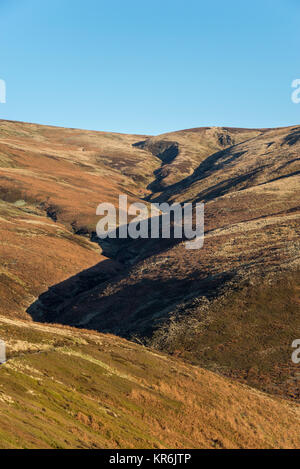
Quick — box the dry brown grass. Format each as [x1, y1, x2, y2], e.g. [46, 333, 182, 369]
[149, 271, 300, 401]
[0, 120, 300, 448]
[0, 316, 300, 449]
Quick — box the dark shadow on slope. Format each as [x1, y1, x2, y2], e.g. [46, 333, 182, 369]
[27, 265, 234, 339]
[27, 214, 189, 330]
[133, 140, 179, 164]
[282, 127, 300, 146]
[190, 167, 266, 204]
[133, 139, 180, 193]
[91, 211, 197, 262]
[27, 259, 123, 322]
[26, 204, 225, 339]
[148, 146, 252, 203]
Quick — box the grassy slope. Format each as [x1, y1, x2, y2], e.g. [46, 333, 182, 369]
[33, 125, 300, 340]
[0, 198, 114, 318]
[0, 120, 157, 317]
[0, 121, 299, 448]
[0, 316, 300, 449]
[144, 126, 262, 192]
[149, 271, 300, 401]
[0, 119, 159, 231]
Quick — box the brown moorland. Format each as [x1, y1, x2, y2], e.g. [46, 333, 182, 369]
[0, 120, 299, 448]
[0, 315, 299, 449]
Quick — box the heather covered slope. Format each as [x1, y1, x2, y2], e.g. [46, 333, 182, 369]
[0, 315, 300, 449]
[149, 271, 300, 402]
[0, 119, 155, 316]
[0, 119, 159, 231]
[137, 126, 262, 194]
[34, 125, 300, 340]
[21, 122, 300, 403]
[0, 120, 269, 318]
[157, 125, 300, 204]
[0, 120, 299, 407]
[0, 198, 121, 318]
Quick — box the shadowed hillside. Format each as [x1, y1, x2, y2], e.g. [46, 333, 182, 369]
[26, 124, 300, 346]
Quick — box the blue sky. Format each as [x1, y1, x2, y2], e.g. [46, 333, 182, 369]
[0, 0, 299, 134]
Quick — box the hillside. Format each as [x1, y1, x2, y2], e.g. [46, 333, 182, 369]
[0, 120, 299, 448]
[0, 120, 277, 320]
[0, 119, 154, 317]
[0, 315, 300, 449]
[29, 123, 300, 344]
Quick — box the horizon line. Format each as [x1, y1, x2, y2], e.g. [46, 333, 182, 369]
[0, 117, 299, 137]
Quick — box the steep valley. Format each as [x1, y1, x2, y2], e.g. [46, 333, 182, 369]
[0, 119, 299, 448]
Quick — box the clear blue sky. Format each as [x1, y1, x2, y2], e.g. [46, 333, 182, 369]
[0, 0, 299, 135]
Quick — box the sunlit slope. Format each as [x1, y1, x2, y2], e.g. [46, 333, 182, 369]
[0, 119, 154, 317]
[39, 170, 300, 338]
[135, 126, 262, 193]
[157, 125, 300, 204]
[0, 120, 259, 319]
[149, 271, 300, 402]
[25, 124, 300, 403]
[0, 120, 299, 407]
[0, 316, 299, 449]
[0, 197, 122, 318]
[0, 119, 159, 231]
